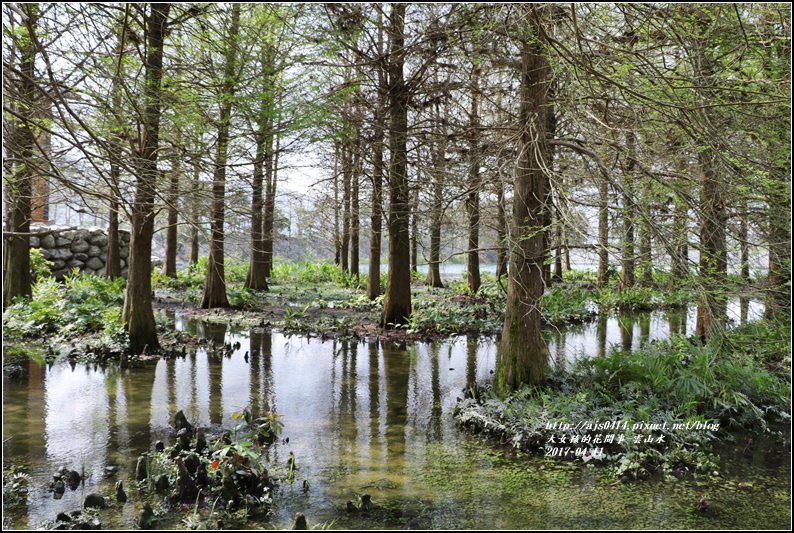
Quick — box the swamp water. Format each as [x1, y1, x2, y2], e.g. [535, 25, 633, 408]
[3, 306, 790, 529]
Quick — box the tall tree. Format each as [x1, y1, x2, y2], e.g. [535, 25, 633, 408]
[200, 4, 241, 309]
[245, 8, 280, 291]
[381, 3, 411, 327]
[465, 62, 483, 294]
[366, 7, 387, 300]
[2, 3, 38, 307]
[122, 2, 172, 351]
[425, 91, 449, 289]
[495, 5, 551, 393]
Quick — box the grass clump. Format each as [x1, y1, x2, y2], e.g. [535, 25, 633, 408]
[455, 321, 790, 479]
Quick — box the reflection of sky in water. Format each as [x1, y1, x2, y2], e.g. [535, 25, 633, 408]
[45, 365, 109, 472]
[221, 336, 251, 421]
[547, 299, 765, 365]
[2, 303, 781, 529]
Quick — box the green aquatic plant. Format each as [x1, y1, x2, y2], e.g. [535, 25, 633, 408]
[455, 323, 790, 479]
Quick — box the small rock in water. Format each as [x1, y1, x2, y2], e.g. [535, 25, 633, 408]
[115, 480, 127, 503]
[195, 428, 207, 453]
[66, 470, 82, 490]
[174, 410, 193, 436]
[155, 474, 169, 492]
[84, 493, 106, 509]
[138, 502, 154, 529]
[177, 428, 191, 450]
[293, 512, 307, 530]
[135, 455, 148, 481]
[359, 493, 374, 512]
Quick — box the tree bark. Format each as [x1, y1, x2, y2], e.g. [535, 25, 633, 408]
[765, 172, 791, 319]
[201, 4, 241, 309]
[670, 187, 689, 282]
[263, 127, 278, 277]
[638, 182, 653, 287]
[333, 141, 341, 266]
[3, 3, 38, 307]
[189, 167, 200, 266]
[597, 163, 610, 289]
[106, 190, 122, 279]
[245, 128, 268, 290]
[410, 185, 419, 274]
[496, 173, 508, 280]
[106, 19, 126, 280]
[553, 209, 563, 283]
[351, 142, 360, 279]
[123, 2, 171, 352]
[341, 141, 351, 272]
[695, 148, 727, 341]
[381, 3, 411, 328]
[426, 138, 446, 288]
[619, 131, 636, 292]
[495, 8, 550, 393]
[162, 158, 179, 278]
[465, 65, 482, 294]
[367, 14, 386, 299]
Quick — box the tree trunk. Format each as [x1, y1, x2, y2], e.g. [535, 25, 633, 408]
[765, 171, 791, 319]
[351, 143, 360, 279]
[410, 185, 418, 274]
[341, 141, 351, 273]
[496, 10, 550, 394]
[739, 207, 750, 285]
[496, 173, 508, 280]
[553, 210, 563, 283]
[245, 129, 268, 290]
[465, 64, 482, 294]
[3, 3, 38, 308]
[638, 183, 653, 287]
[106, 22, 125, 280]
[333, 142, 341, 266]
[201, 4, 241, 309]
[381, 3, 411, 328]
[106, 190, 122, 279]
[123, 2, 171, 352]
[597, 169, 610, 288]
[263, 128, 278, 277]
[691, 33, 727, 341]
[162, 158, 179, 278]
[367, 30, 385, 299]
[695, 148, 727, 341]
[426, 139, 445, 288]
[671, 189, 689, 282]
[189, 167, 200, 266]
[620, 132, 636, 292]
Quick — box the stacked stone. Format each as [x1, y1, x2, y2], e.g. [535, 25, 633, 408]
[29, 224, 131, 280]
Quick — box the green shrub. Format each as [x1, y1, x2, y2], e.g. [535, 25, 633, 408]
[4, 271, 125, 338]
[541, 287, 596, 324]
[29, 248, 53, 283]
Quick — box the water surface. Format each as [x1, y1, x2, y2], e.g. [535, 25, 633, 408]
[3, 310, 789, 529]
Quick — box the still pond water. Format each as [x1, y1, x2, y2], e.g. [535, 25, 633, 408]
[3, 304, 790, 529]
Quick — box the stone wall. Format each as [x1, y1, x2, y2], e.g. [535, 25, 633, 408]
[29, 223, 130, 280]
